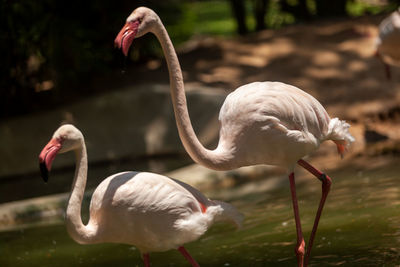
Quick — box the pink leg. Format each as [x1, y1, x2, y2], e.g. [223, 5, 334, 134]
[375, 51, 391, 80]
[297, 159, 332, 267]
[289, 172, 305, 267]
[143, 253, 150, 267]
[384, 63, 392, 80]
[178, 246, 200, 267]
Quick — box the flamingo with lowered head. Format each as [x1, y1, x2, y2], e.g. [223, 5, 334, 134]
[115, 7, 354, 266]
[375, 8, 400, 80]
[38, 124, 242, 267]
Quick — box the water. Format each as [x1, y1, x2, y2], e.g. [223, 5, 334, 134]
[0, 159, 399, 266]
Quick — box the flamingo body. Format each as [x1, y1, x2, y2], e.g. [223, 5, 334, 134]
[217, 81, 332, 169]
[89, 171, 225, 252]
[39, 125, 242, 266]
[376, 9, 400, 66]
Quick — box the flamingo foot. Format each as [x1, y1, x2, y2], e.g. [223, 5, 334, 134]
[295, 239, 305, 267]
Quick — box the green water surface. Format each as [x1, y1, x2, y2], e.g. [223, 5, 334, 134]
[1, 161, 399, 267]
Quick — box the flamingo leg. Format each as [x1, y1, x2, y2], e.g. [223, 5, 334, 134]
[384, 63, 392, 80]
[289, 172, 305, 267]
[143, 253, 150, 267]
[375, 51, 391, 80]
[178, 246, 200, 267]
[297, 159, 332, 267]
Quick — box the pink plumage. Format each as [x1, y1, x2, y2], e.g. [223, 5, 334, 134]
[375, 9, 400, 79]
[39, 124, 242, 267]
[115, 7, 354, 267]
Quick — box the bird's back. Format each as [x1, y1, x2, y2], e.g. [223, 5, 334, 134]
[88, 171, 216, 252]
[217, 82, 331, 167]
[377, 10, 400, 65]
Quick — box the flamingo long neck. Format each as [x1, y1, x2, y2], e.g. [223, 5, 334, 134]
[152, 22, 232, 170]
[65, 142, 98, 244]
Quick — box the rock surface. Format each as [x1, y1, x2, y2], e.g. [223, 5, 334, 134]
[0, 84, 226, 178]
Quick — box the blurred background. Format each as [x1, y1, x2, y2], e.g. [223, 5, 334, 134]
[1, 0, 400, 266]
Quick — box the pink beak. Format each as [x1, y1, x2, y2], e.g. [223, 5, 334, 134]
[114, 20, 140, 56]
[39, 138, 62, 182]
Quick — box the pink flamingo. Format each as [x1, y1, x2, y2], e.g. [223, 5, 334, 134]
[39, 124, 242, 267]
[375, 8, 400, 80]
[115, 7, 354, 266]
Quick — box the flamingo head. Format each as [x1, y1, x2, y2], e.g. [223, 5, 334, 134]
[114, 7, 160, 56]
[39, 124, 83, 182]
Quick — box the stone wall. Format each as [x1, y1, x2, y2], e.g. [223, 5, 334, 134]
[0, 84, 227, 178]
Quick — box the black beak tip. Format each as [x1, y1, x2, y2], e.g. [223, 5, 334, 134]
[39, 162, 49, 183]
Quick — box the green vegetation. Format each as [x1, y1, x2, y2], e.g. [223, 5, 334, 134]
[0, 0, 397, 119]
[185, 1, 239, 36]
[347, 0, 399, 17]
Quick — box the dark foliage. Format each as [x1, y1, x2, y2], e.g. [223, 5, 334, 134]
[1, 0, 398, 119]
[0, 0, 184, 118]
[229, 0, 248, 35]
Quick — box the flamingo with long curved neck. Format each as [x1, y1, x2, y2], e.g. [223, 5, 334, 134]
[375, 8, 400, 80]
[115, 7, 355, 266]
[39, 124, 242, 267]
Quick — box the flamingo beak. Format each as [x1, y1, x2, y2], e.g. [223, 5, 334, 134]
[114, 20, 140, 57]
[39, 138, 62, 182]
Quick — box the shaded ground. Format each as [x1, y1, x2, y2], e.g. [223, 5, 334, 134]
[118, 14, 398, 102]
[4, 13, 400, 203]
[107, 14, 400, 167]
